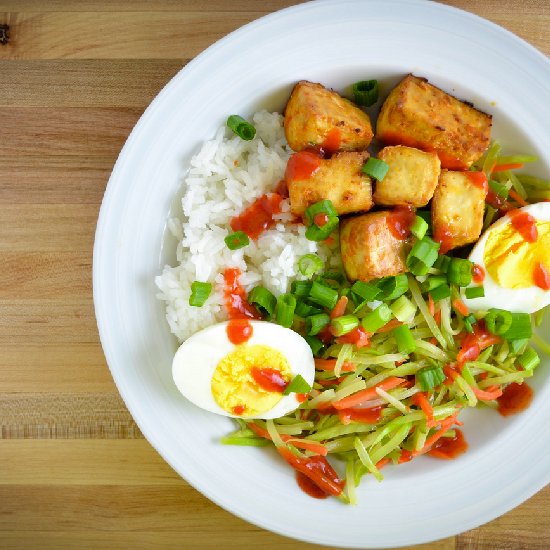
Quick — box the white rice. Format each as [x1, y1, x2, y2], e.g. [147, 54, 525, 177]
[156, 111, 340, 342]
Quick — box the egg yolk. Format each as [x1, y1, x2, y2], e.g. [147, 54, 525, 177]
[484, 220, 550, 288]
[211, 344, 291, 417]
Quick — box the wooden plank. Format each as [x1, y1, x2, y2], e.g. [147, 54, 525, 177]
[0, 156, 111, 205]
[0, 440, 178, 485]
[0, 60, 183, 107]
[0, 393, 140, 439]
[0, 12, 254, 59]
[0, 108, 140, 157]
[0, 344, 112, 393]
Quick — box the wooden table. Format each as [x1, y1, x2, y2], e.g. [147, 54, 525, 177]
[1, 1, 549, 548]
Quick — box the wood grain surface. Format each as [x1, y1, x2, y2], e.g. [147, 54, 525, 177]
[1, 1, 549, 548]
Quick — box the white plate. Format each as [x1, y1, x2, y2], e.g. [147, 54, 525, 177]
[93, 1, 550, 547]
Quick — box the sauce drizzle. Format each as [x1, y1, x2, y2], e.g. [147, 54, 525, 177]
[295, 471, 329, 499]
[472, 263, 485, 284]
[230, 193, 283, 240]
[250, 367, 289, 393]
[497, 382, 533, 416]
[386, 205, 416, 240]
[433, 225, 454, 255]
[533, 262, 550, 290]
[427, 428, 468, 459]
[465, 171, 488, 193]
[507, 209, 538, 243]
[285, 151, 321, 181]
[321, 128, 342, 154]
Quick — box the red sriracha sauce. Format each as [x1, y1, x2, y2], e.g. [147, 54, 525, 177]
[295, 471, 329, 499]
[497, 382, 533, 416]
[295, 393, 309, 403]
[465, 171, 488, 193]
[433, 225, 454, 255]
[313, 213, 330, 227]
[533, 262, 550, 290]
[386, 205, 416, 240]
[472, 263, 485, 284]
[230, 193, 283, 240]
[337, 406, 383, 425]
[321, 128, 342, 154]
[507, 209, 538, 243]
[232, 404, 246, 416]
[250, 367, 289, 393]
[285, 151, 321, 181]
[427, 428, 468, 459]
[223, 267, 261, 344]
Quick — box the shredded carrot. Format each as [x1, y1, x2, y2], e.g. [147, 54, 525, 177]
[314, 358, 355, 372]
[316, 377, 345, 387]
[336, 326, 371, 348]
[332, 377, 406, 410]
[413, 414, 460, 456]
[377, 318, 403, 333]
[375, 457, 390, 470]
[472, 385, 503, 401]
[452, 298, 469, 317]
[428, 294, 435, 316]
[433, 309, 442, 325]
[508, 188, 529, 206]
[330, 295, 348, 319]
[248, 422, 328, 456]
[323, 236, 335, 246]
[412, 392, 435, 428]
[492, 162, 524, 173]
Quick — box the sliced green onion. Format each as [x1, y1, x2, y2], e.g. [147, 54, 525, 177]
[227, 115, 256, 140]
[406, 236, 440, 276]
[320, 271, 345, 284]
[501, 312, 532, 340]
[352, 79, 379, 107]
[295, 300, 322, 318]
[291, 280, 312, 298]
[305, 313, 331, 335]
[224, 230, 250, 250]
[305, 217, 339, 241]
[298, 254, 324, 278]
[309, 281, 339, 310]
[282, 374, 312, 395]
[518, 348, 541, 371]
[465, 286, 485, 299]
[434, 254, 451, 273]
[305, 335, 325, 355]
[415, 210, 432, 235]
[331, 315, 359, 336]
[416, 365, 446, 391]
[447, 258, 473, 287]
[485, 308, 513, 336]
[429, 283, 451, 302]
[378, 274, 409, 300]
[361, 303, 393, 333]
[362, 157, 389, 181]
[275, 293, 296, 328]
[464, 314, 477, 333]
[351, 281, 381, 302]
[248, 286, 276, 316]
[304, 199, 338, 225]
[189, 281, 212, 307]
[510, 338, 529, 355]
[411, 215, 429, 239]
[421, 275, 447, 292]
[390, 295, 417, 322]
[392, 325, 416, 355]
[488, 179, 509, 199]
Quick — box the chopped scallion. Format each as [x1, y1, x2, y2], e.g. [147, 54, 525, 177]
[378, 274, 409, 300]
[362, 157, 389, 181]
[465, 286, 485, 299]
[224, 230, 250, 250]
[352, 79, 379, 107]
[464, 314, 477, 333]
[517, 348, 540, 371]
[305, 335, 325, 355]
[227, 115, 256, 140]
[392, 324, 416, 355]
[248, 286, 276, 317]
[429, 283, 451, 302]
[411, 215, 429, 239]
[416, 365, 445, 391]
[390, 295, 417, 322]
[331, 314, 359, 336]
[501, 312, 532, 340]
[488, 179, 509, 199]
[510, 338, 529, 355]
[189, 281, 212, 307]
[434, 254, 451, 273]
[309, 281, 339, 310]
[421, 275, 447, 292]
[282, 374, 312, 395]
[406, 236, 440, 276]
[305, 313, 330, 335]
[298, 254, 324, 278]
[485, 308, 513, 336]
[275, 293, 296, 328]
[291, 280, 312, 298]
[361, 303, 393, 333]
[295, 300, 322, 318]
[351, 281, 381, 302]
[447, 258, 473, 287]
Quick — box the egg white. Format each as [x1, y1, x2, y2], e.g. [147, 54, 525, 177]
[462, 202, 550, 313]
[172, 320, 315, 419]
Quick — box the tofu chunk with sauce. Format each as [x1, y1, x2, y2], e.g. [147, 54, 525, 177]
[376, 74, 492, 170]
[284, 81, 374, 153]
[373, 145, 441, 207]
[287, 151, 373, 217]
[432, 170, 486, 252]
[340, 211, 410, 282]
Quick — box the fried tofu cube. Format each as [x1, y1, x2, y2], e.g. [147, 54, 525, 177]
[432, 170, 486, 251]
[340, 211, 410, 282]
[288, 151, 373, 217]
[376, 74, 492, 170]
[284, 81, 373, 153]
[373, 145, 441, 207]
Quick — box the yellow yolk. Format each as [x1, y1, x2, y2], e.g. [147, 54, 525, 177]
[484, 220, 550, 288]
[211, 344, 291, 417]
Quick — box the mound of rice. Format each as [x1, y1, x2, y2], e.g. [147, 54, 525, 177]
[156, 111, 339, 342]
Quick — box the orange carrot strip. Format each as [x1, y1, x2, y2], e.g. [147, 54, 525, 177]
[314, 358, 356, 372]
[377, 318, 403, 333]
[508, 188, 529, 207]
[330, 295, 348, 319]
[414, 414, 459, 456]
[452, 298, 469, 317]
[375, 457, 390, 470]
[248, 422, 328, 456]
[428, 294, 435, 316]
[332, 377, 406, 410]
[471, 385, 503, 401]
[412, 392, 435, 428]
[433, 309, 442, 325]
[492, 162, 524, 173]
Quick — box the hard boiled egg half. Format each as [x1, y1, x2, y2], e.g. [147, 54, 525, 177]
[462, 202, 550, 313]
[172, 320, 315, 419]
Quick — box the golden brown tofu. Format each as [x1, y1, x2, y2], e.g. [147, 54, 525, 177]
[288, 151, 373, 217]
[340, 211, 410, 282]
[376, 74, 492, 170]
[432, 170, 486, 252]
[373, 145, 441, 207]
[284, 81, 374, 152]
